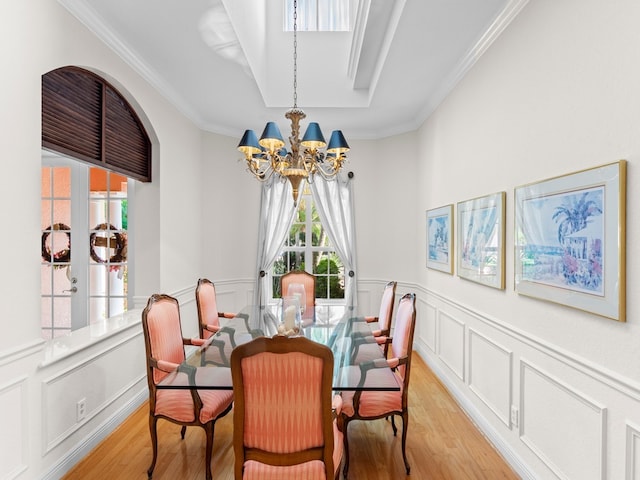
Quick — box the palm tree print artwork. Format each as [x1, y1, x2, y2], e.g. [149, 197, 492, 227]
[520, 186, 604, 294]
[515, 161, 625, 321]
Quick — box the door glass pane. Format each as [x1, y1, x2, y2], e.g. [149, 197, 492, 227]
[89, 167, 128, 321]
[41, 166, 72, 339]
[41, 161, 131, 338]
[52, 167, 71, 196]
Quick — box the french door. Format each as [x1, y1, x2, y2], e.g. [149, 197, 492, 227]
[41, 154, 129, 339]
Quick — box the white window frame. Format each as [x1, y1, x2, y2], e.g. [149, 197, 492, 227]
[284, 0, 350, 32]
[270, 191, 345, 305]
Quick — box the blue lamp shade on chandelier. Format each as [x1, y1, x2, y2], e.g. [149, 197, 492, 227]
[327, 130, 349, 155]
[301, 122, 326, 150]
[258, 122, 285, 152]
[237, 129, 261, 158]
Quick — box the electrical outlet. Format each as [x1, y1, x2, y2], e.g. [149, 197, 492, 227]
[510, 405, 519, 428]
[76, 398, 87, 422]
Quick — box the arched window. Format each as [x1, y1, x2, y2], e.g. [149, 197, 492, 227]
[41, 67, 151, 339]
[42, 66, 151, 181]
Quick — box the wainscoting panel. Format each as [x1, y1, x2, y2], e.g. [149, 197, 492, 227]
[41, 332, 145, 453]
[521, 360, 606, 480]
[437, 310, 465, 381]
[413, 286, 640, 479]
[0, 375, 28, 480]
[420, 299, 437, 353]
[627, 422, 640, 480]
[468, 328, 512, 427]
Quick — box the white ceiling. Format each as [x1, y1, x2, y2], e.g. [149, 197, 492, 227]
[59, 0, 528, 140]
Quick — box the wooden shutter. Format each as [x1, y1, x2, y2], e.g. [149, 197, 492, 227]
[42, 66, 151, 182]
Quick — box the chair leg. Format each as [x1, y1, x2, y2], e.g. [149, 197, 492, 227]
[401, 411, 410, 474]
[341, 419, 351, 478]
[390, 414, 398, 436]
[147, 415, 158, 479]
[204, 422, 215, 480]
[180, 425, 187, 439]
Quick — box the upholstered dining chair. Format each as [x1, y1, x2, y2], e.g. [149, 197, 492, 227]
[280, 270, 316, 323]
[230, 335, 344, 480]
[364, 280, 397, 357]
[196, 278, 237, 338]
[339, 292, 417, 477]
[196, 278, 239, 365]
[142, 294, 234, 480]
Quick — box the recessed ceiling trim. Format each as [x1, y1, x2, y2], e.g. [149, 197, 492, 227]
[349, 0, 399, 92]
[414, 0, 531, 130]
[347, 0, 370, 82]
[363, 0, 407, 102]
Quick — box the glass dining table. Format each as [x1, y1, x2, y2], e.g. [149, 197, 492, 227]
[156, 304, 401, 392]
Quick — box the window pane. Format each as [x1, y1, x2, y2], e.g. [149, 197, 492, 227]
[288, 197, 306, 246]
[52, 167, 71, 196]
[273, 250, 307, 299]
[41, 167, 51, 196]
[53, 297, 71, 329]
[284, 0, 349, 31]
[272, 192, 344, 301]
[313, 251, 344, 299]
[41, 297, 52, 328]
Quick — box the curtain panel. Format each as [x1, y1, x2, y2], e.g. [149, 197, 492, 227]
[254, 172, 358, 307]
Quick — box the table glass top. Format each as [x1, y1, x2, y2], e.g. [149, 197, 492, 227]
[156, 304, 400, 392]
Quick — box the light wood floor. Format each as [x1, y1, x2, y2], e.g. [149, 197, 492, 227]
[63, 354, 520, 479]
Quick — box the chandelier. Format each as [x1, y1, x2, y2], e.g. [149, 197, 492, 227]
[237, 0, 350, 205]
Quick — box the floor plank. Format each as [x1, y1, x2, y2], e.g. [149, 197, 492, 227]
[63, 353, 520, 479]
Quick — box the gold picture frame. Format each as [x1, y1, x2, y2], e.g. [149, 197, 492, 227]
[514, 161, 626, 321]
[427, 204, 454, 274]
[457, 192, 506, 289]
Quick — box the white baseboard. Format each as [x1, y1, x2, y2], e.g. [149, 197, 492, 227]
[414, 343, 536, 480]
[41, 388, 147, 480]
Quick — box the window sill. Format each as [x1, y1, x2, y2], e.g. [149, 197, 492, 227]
[39, 309, 142, 368]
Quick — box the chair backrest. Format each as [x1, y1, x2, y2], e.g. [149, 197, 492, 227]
[141, 294, 187, 386]
[377, 281, 397, 332]
[390, 293, 417, 397]
[196, 278, 220, 339]
[231, 335, 335, 479]
[281, 270, 316, 314]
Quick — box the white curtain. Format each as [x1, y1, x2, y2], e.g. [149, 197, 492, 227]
[253, 177, 296, 307]
[310, 172, 358, 306]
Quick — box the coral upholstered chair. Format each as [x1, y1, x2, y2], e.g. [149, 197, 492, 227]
[364, 281, 397, 357]
[280, 270, 316, 323]
[231, 335, 343, 480]
[196, 278, 236, 339]
[339, 293, 417, 477]
[196, 278, 238, 365]
[142, 294, 233, 480]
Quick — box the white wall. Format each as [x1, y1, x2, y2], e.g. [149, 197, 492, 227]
[348, 134, 420, 284]
[416, 0, 640, 478]
[4, 0, 640, 479]
[0, 1, 209, 478]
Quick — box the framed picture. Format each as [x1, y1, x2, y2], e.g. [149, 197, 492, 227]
[457, 192, 506, 289]
[427, 205, 453, 274]
[514, 161, 626, 321]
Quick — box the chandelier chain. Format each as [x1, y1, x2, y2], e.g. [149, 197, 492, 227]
[293, 0, 298, 108]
